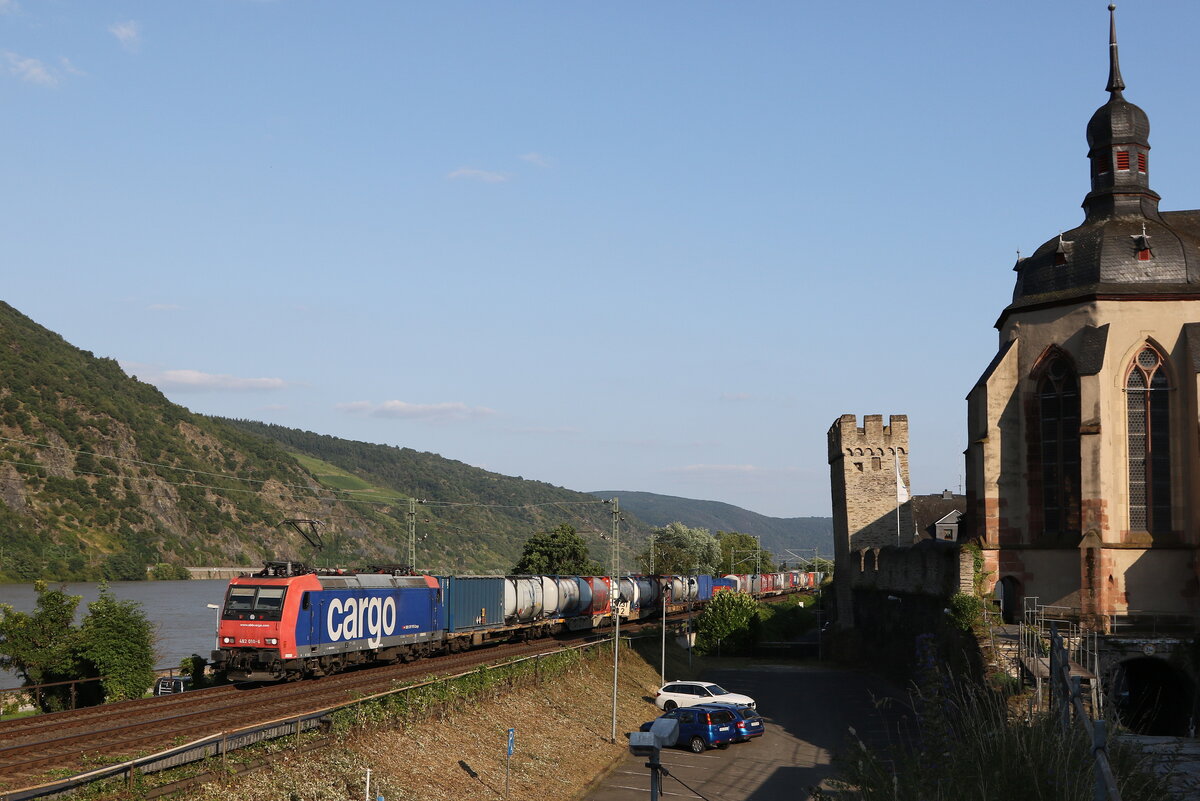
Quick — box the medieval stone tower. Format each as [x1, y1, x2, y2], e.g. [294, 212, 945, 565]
[828, 414, 912, 626]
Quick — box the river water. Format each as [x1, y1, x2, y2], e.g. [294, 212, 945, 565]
[0, 580, 230, 690]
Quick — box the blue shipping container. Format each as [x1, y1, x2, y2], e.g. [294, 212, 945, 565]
[697, 574, 714, 601]
[440, 576, 506, 633]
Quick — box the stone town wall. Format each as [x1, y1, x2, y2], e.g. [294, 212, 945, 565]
[847, 539, 974, 598]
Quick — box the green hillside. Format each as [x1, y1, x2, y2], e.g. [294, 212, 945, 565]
[589, 490, 833, 560]
[0, 301, 410, 581]
[218, 420, 649, 574]
[0, 297, 670, 581]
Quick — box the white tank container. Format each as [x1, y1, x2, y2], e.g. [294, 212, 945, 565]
[619, 577, 638, 610]
[504, 577, 543, 623]
[540, 576, 562, 617]
[556, 577, 581, 615]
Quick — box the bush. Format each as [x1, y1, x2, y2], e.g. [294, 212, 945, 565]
[77, 585, 156, 702]
[695, 591, 760, 655]
[948, 593, 983, 632]
[101, 551, 148, 581]
[150, 562, 191, 580]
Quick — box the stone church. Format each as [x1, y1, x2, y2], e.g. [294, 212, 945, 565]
[966, 8, 1200, 628]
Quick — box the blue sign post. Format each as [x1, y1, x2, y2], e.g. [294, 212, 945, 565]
[506, 728, 515, 797]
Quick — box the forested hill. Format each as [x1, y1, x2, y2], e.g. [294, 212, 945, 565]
[0, 301, 411, 581]
[589, 491, 833, 559]
[217, 420, 650, 574]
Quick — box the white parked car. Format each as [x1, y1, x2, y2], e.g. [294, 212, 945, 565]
[654, 681, 756, 711]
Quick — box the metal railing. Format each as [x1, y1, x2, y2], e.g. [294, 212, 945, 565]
[1020, 597, 1101, 717]
[1048, 622, 1121, 801]
[1, 665, 187, 716]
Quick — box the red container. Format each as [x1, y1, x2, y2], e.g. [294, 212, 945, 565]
[584, 576, 611, 615]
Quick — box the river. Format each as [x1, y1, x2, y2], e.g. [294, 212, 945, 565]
[0, 580, 230, 690]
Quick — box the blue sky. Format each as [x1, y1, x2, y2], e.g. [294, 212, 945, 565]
[2, 1, 1199, 518]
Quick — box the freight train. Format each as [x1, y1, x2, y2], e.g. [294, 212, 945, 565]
[210, 561, 824, 682]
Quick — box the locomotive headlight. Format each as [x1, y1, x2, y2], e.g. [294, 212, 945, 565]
[266, 638, 278, 645]
[222, 636, 235, 645]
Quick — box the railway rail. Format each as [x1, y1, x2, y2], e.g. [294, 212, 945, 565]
[0, 631, 606, 794]
[0, 593, 810, 797]
[0, 608, 704, 795]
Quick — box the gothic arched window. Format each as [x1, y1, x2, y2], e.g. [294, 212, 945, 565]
[1037, 356, 1080, 534]
[1127, 346, 1171, 533]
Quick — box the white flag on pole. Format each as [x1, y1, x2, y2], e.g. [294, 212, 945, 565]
[895, 454, 910, 504]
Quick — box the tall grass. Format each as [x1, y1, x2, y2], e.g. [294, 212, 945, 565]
[819, 636, 1171, 801]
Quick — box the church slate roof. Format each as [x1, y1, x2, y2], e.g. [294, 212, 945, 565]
[1004, 6, 1200, 320]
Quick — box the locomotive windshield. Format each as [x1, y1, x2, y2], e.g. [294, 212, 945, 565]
[223, 586, 287, 621]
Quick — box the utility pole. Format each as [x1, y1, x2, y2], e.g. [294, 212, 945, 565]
[608, 496, 620, 743]
[408, 498, 417, 572]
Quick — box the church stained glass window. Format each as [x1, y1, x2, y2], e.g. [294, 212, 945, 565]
[1127, 346, 1171, 533]
[1037, 356, 1080, 534]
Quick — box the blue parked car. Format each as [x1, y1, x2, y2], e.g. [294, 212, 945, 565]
[707, 702, 765, 742]
[639, 703, 739, 753]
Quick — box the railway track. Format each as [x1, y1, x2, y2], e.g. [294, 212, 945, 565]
[0, 633, 602, 792]
[0, 595, 807, 794]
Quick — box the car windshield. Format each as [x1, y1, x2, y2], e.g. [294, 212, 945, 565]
[705, 685, 729, 696]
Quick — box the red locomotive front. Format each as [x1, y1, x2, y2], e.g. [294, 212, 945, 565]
[213, 573, 320, 680]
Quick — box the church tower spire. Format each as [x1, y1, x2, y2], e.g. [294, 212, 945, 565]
[1084, 4, 1159, 221]
[1106, 3, 1125, 96]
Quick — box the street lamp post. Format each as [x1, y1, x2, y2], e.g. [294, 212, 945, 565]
[660, 583, 669, 687]
[606, 497, 620, 743]
[206, 603, 220, 653]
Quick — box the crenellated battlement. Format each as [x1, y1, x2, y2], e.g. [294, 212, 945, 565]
[828, 413, 909, 462]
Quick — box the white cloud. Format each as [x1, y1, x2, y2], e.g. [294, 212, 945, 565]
[4, 51, 57, 86]
[123, 365, 288, 392]
[337, 400, 496, 421]
[506, 425, 580, 436]
[669, 464, 763, 475]
[446, 167, 511, 183]
[59, 57, 86, 77]
[108, 20, 141, 52]
[519, 152, 554, 167]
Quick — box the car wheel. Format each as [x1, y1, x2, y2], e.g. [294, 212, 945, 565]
[663, 701, 677, 711]
[689, 736, 706, 753]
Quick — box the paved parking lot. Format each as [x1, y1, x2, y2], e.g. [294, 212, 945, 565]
[585, 663, 911, 801]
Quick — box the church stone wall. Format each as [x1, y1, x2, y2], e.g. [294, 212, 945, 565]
[971, 298, 1200, 620]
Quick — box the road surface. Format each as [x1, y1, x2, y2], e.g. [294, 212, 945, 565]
[586, 663, 912, 801]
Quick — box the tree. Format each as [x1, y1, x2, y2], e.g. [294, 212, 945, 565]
[77, 585, 156, 702]
[637, 522, 721, 575]
[695, 590, 761, 655]
[716, 531, 777, 574]
[0, 581, 157, 710]
[0, 581, 87, 711]
[512, 524, 603, 574]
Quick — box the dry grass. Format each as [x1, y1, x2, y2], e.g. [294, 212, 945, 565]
[182, 643, 671, 801]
